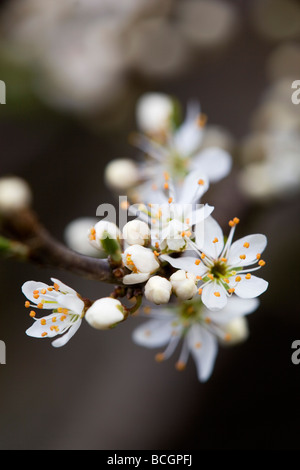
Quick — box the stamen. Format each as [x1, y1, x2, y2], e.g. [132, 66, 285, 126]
[25, 301, 30, 308]
[221, 257, 227, 262]
[243, 242, 250, 248]
[245, 273, 251, 280]
[256, 253, 261, 260]
[29, 311, 36, 318]
[37, 303, 44, 309]
[198, 179, 205, 186]
[259, 260, 266, 266]
[235, 276, 241, 282]
[195, 259, 201, 265]
[41, 332, 48, 337]
[175, 361, 186, 371]
[239, 254, 246, 260]
[155, 353, 165, 363]
[40, 319, 46, 325]
[214, 292, 221, 297]
[213, 238, 219, 243]
[198, 288, 203, 295]
[228, 288, 235, 294]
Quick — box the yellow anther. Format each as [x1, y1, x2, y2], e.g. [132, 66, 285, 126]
[155, 353, 165, 363]
[198, 288, 203, 295]
[235, 276, 241, 282]
[33, 294, 39, 300]
[195, 259, 201, 265]
[153, 251, 160, 257]
[233, 217, 240, 225]
[224, 333, 232, 342]
[228, 288, 235, 294]
[256, 253, 261, 260]
[29, 311, 36, 318]
[163, 172, 170, 181]
[37, 303, 44, 309]
[196, 275, 202, 280]
[33, 290, 39, 295]
[181, 231, 186, 237]
[168, 197, 173, 204]
[196, 113, 207, 128]
[185, 231, 192, 238]
[41, 289, 47, 295]
[198, 179, 205, 186]
[221, 257, 227, 262]
[201, 253, 206, 259]
[25, 301, 30, 308]
[175, 361, 186, 371]
[164, 182, 169, 190]
[240, 254, 246, 260]
[259, 260, 266, 266]
[60, 315, 67, 321]
[223, 278, 229, 283]
[205, 317, 211, 324]
[53, 283, 59, 291]
[40, 319, 46, 326]
[214, 292, 221, 297]
[207, 274, 214, 280]
[194, 342, 202, 348]
[229, 220, 235, 227]
[52, 317, 57, 323]
[245, 273, 252, 280]
[47, 287, 53, 292]
[213, 237, 219, 243]
[243, 242, 250, 248]
[41, 332, 48, 337]
[186, 218, 190, 225]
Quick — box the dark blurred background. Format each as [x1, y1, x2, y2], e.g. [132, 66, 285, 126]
[0, 0, 300, 450]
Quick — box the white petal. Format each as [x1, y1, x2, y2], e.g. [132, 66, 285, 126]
[227, 234, 267, 267]
[160, 254, 207, 277]
[205, 297, 260, 324]
[189, 204, 215, 226]
[173, 105, 203, 156]
[56, 293, 84, 316]
[122, 272, 151, 285]
[195, 215, 224, 258]
[22, 281, 53, 306]
[50, 278, 77, 295]
[132, 318, 180, 348]
[177, 169, 209, 204]
[51, 320, 82, 348]
[26, 313, 64, 339]
[233, 275, 269, 299]
[190, 147, 232, 182]
[201, 281, 228, 311]
[187, 324, 218, 382]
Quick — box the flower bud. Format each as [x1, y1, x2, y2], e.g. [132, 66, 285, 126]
[136, 93, 174, 135]
[220, 317, 249, 346]
[170, 270, 197, 300]
[64, 217, 100, 257]
[144, 276, 172, 305]
[89, 220, 121, 252]
[104, 159, 139, 191]
[122, 245, 160, 284]
[85, 298, 125, 330]
[123, 219, 150, 246]
[0, 176, 32, 213]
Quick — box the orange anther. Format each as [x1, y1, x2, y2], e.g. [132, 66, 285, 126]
[198, 288, 203, 295]
[228, 288, 235, 294]
[168, 197, 173, 204]
[233, 217, 240, 225]
[25, 301, 30, 308]
[175, 361, 186, 371]
[243, 242, 250, 248]
[214, 292, 221, 297]
[195, 259, 201, 265]
[259, 260, 266, 266]
[256, 253, 261, 260]
[213, 237, 219, 243]
[41, 332, 48, 337]
[235, 276, 241, 282]
[53, 283, 59, 291]
[37, 303, 44, 309]
[245, 273, 251, 280]
[221, 257, 227, 262]
[29, 311, 36, 318]
[198, 179, 205, 186]
[155, 353, 165, 363]
[240, 254, 246, 260]
[40, 319, 46, 325]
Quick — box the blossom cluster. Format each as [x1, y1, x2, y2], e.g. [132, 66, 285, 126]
[22, 93, 268, 382]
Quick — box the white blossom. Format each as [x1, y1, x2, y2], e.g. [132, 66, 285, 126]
[23, 278, 85, 347]
[161, 216, 268, 311]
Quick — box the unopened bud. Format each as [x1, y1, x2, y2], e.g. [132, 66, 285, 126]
[85, 298, 125, 330]
[136, 92, 175, 135]
[123, 220, 150, 246]
[0, 176, 32, 213]
[105, 159, 139, 191]
[170, 270, 197, 300]
[144, 276, 172, 305]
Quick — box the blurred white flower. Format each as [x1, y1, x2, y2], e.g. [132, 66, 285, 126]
[132, 297, 259, 382]
[0, 176, 32, 213]
[104, 159, 140, 192]
[64, 217, 100, 257]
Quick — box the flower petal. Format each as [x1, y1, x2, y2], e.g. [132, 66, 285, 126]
[50, 278, 77, 295]
[190, 147, 232, 182]
[26, 313, 63, 339]
[201, 281, 228, 311]
[56, 293, 84, 316]
[227, 234, 267, 267]
[123, 272, 151, 285]
[177, 169, 209, 204]
[132, 318, 181, 348]
[51, 320, 82, 348]
[22, 281, 54, 306]
[187, 324, 218, 382]
[233, 275, 269, 299]
[160, 254, 207, 277]
[195, 215, 224, 258]
[204, 297, 260, 324]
